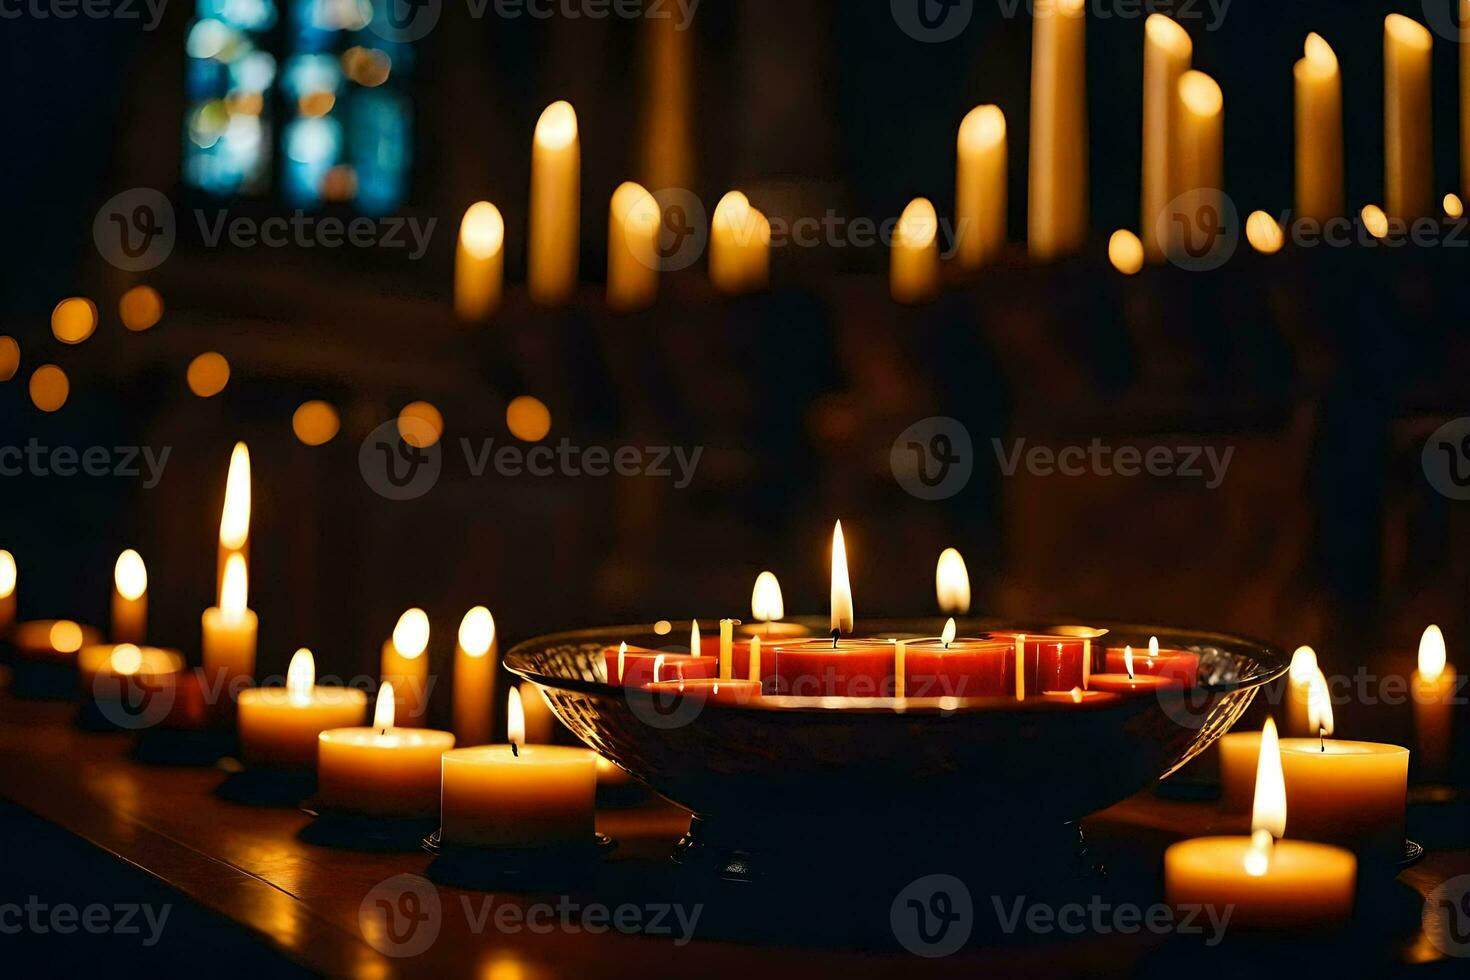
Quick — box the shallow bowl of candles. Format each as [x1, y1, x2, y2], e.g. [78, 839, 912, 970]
[505, 618, 1288, 884]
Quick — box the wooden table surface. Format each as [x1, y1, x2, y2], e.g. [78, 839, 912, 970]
[2, 692, 1468, 979]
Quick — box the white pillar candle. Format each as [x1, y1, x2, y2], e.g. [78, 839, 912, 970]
[1384, 14, 1434, 221]
[1028, 0, 1087, 261]
[238, 649, 367, 769]
[529, 101, 580, 306]
[380, 608, 431, 727]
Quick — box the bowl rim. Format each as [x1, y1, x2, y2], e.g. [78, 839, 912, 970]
[503, 616, 1288, 715]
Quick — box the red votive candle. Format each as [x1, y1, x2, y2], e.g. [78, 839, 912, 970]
[984, 633, 1088, 695]
[1103, 645, 1199, 686]
[643, 678, 763, 706]
[1088, 670, 1184, 696]
[769, 638, 895, 697]
[901, 637, 1015, 697]
[604, 645, 719, 686]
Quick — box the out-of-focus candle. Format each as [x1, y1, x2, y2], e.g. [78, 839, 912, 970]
[381, 608, 430, 727]
[111, 549, 147, 644]
[77, 643, 184, 695]
[1464, 0, 1470, 199]
[452, 606, 496, 747]
[454, 201, 504, 323]
[956, 105, 1007, 270]
[1218, 728, 1263, 812]
[529, 101, 580, 306]
[217, 442, 250, 606]
[1384, 14, 1434, 221]
[1141, 14, 1192, 261]
[607, 181, 660, 313]
[439, 688, 597, 848]
[935, 547, 971, 615]
[0, 549, 16, 635]
[518, 680, 558, 743]
[1294, 33, 1343, 222]
[639, 11, 693, 192]
[1028, 0, 1087, 261]
[1285, 646, 1317, 736]
[11, 620, 100, 660]
[891, 198, 940, 305]
[1172, 70, 1224, 255]
[317, 685, 455, 819]
[1412, 624, 1456, 780]
[710, 191, 769, 295]
[202, 553, 257, 695]
[237, 649, 367, 769]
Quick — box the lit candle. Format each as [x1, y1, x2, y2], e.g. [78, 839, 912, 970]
[111, 549, 147, 644]
[518, 681, 558, 743]
[644, 677, 763, 704]
[739, 571, 808, 640]
[217, 442, 250, 606]
[902, 619, 1017, 698]
[1028, 0, 1087, 261]
[891, 198, 940, 305]
[955, 105, 1007, 270]
[237, 649, 367, 769]
[529, 100, 580, 306]
[11, 620, 101, 660]
[439, 688, 597, 848]
[1284, 645, 1317, 737]
[1089, 643, 1184, 696]
[77, 643, 184, 696]
[452, 606, 497, 747]
[710, 191, 769, 295]
[1384, 14, 1434, 221]
[604, 641, 716, 687]
[454, 201, 504, 323]
[607, 181, 660, 313]
[935, 547, 971, 615]
[202, 552, 257, 695]
[317, 685, 455, 819]
[1102, 635, 1199, 687]
[1141, 14, 1192, 261]
[719, 618, 735, 680]
[1294, 33, 1343, 222]
[0, 550, 15, 636]
[380, 608, 430, 727]
[1278, 670, 1410, 864]
[1173, 70, 1224, 255]
[1411, 624, 1456, 781]
[1166, 716, 1357, 928]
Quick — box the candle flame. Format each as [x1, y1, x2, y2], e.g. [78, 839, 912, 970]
[114, 549, 147, 601]
[1445, 194, 1466, 220]
[1251, 716, 1287, 839]
[110, 644, 142, 676]
[1287, 645, 1318, 685]
[1385, 13, 1433, 51]
[1178, 70, 1223, 118]
[1123, 644, 1135, 680]
[49, 620, 83, 653]
[1107, 230, 1145, 276]
[690, 619, 701, 657]
[1148, 636, 1160, 660]
[1361, 205, 1389, 239]
[1307, 667, 1334, 737]
[458, 606, 495, 658]
[830, 520, 854, 635]
[534, 100, 578, 151]
[653, 654, 666, 683]
[617, 641, 627, 683]
[508, 686, 525, 748]
[1303, 32, 1338, 74]
[374, 683, 396, 730]
[460, 201, 505, 260]
[1245, 212, 1284, 255]
[957, 105, 1005, 155]
[751, 571, 785, 623]
[1068, 687, 1084, 703]
[392, 608, 429, 660]
[287, 648, 315, 702]
[895, 198, 939, 250]
[219, 442, 251, 551]
[611, 181, 660, 237]
[0, 549, 16, 598]
[220, 553, 248, 620]
[1419, 625, 1447, 682]
[941, 618, 957, 648]
[1244, 828, 1274, 878]
[935, 548, 971, 614]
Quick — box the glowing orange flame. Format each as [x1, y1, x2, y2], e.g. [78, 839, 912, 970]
[830, 521, 853, 635]
[392, 608, 429, 660]
[935, 548, 971, 615]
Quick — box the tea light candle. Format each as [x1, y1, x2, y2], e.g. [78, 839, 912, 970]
[1089, 644, 1183, 696]
[1412, 625, 1456, 779]
[1141, 14, 1192, 261]
[452, 607, 496, 747]
[111, 549, 147, 644]
[77, 643, 184, 694]
[201, 553, 257, 694]
[1103, 636, 1199, 686]
[738, 571, 808, 640]
[1294, 33, 1343, 222]
[439, 688, 596, 848]
[380, 608, 430, 727]
[317, 684, 454, 819]
[0, 550, 14, 636]
[644, 677, 763, 705]
[454, 201, 504, 322]
[237, 649, 367, 769]
[604, 642, 716, 687]
[891, 198, 940, 305]
[529, 101, 580, 306]
[607, 181, 660, 313]
[1028, 0, 1087, 261]
[902, 620, 1016, 698]
[1384, 14, 1434, 221]
[710, 191, 769, 295]
[956, 105, 1007, 270]
[11, 619, 100, 660]
[217, 442, 250, 605]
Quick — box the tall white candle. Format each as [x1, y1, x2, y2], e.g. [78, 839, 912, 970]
[529, 101, 580, 306]
[1028, 0, 1087, 261]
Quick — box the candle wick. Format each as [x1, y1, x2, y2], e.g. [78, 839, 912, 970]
[1319, 728, 1325, 753]
[512, 741, 520, 758]
[830, 628, 840, 650]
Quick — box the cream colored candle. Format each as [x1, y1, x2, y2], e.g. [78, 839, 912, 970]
[710, 191, 769, 295]
[1412, 624, 1456, 780]
[439, 688, 597, 848]
[891, 198, 940, 305]
[77, 644, 184, 694]
[1294, 34, 1343, 223]
[454, 201, 504, 323]
[380, 608, 430, 727]
[518, 680, 558, 743]
[748, 634, 762, 684]
[1384, 14, 1434, 221]
[607, 181, 660, 313]
[956, 105, 1007, 270]
[202, 552, 257, 692]
[1173, 70, 1224, 254]
[111, 549, 147, 644]
[1028, 0, 1087, 261]
[237, 649, 367, 769]
[1141, 14, 1192, 261]
[529, 101, 580, 306]
[0, 550, 16, 636]
[452, 606, 496, 747]
[217, 442, 250, 606]
[317, 684, 454, 818]
[1279, 739, 1409, 863]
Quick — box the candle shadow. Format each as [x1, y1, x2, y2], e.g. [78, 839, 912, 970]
[422, 832, 617, 893]
[213, 769, 315, 808]
[295, 811, 437, 853]
[130, 728, 235, 767]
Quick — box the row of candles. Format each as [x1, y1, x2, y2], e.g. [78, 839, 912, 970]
[453, 10, 1465, 314]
